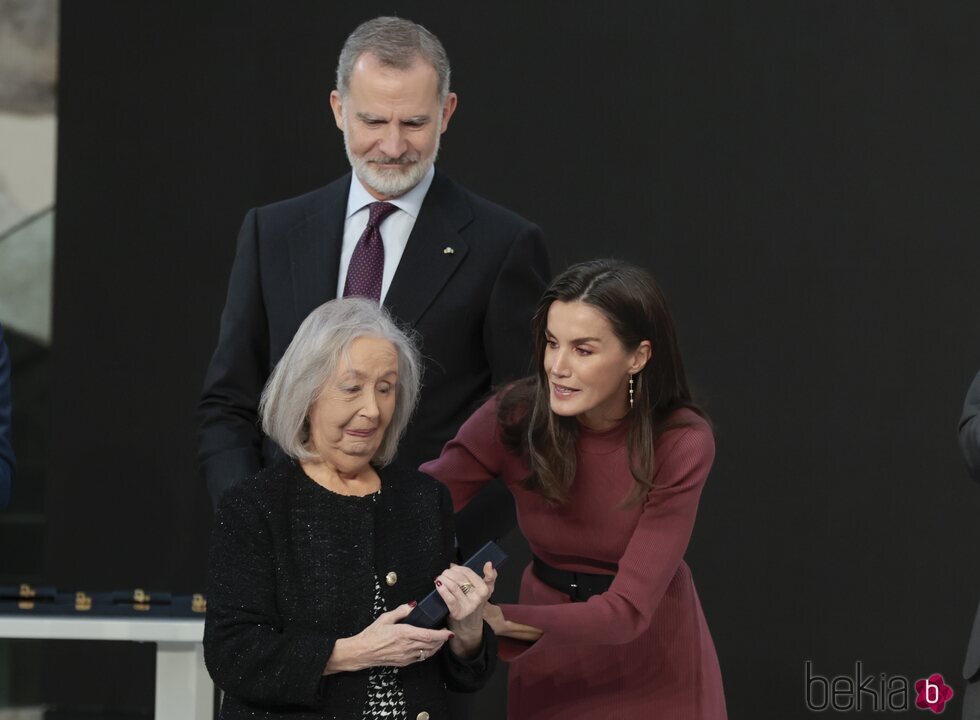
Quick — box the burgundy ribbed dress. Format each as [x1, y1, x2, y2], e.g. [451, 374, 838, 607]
[420, 397, 727, 720]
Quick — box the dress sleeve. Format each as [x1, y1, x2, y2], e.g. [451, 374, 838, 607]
[203, 486, 336, 709]
[499, 423, 715, 651]
[420, 396, 508, 510]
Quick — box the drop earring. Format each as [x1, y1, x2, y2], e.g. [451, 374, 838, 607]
[628, 374, 635, 409]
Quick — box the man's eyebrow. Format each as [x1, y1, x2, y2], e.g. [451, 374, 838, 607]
[354, 113, 431, 124]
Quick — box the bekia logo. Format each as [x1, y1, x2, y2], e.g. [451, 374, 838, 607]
[805, 661, 954, 713]
[915, 674, 954, 715]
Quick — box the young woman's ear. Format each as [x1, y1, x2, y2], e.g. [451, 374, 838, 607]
[629, 340, 653, 375]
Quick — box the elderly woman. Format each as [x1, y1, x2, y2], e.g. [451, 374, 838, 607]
[204, 298, 497, 720]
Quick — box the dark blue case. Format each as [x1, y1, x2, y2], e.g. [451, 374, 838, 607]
[399, 540, 508, 628]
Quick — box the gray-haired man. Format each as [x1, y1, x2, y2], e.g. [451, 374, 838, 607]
[198, 13, 548, 608]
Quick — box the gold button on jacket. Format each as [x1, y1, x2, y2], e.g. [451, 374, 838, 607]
[385, 571, 398, 586]
[416, 712, 430, 720]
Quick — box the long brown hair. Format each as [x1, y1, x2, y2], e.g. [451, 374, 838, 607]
[498, 259, 709, 505]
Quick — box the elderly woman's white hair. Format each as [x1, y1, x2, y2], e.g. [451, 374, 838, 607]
[259, 298, 422, 465]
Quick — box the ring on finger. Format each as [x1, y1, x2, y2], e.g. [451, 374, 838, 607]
[418, 649, 426, 661]
[459, 582, 474, 595]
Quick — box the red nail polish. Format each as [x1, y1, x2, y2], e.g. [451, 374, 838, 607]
[449, 633, 455, 639]
[409, 600, 417, 608]
[435, 580, 442, 587]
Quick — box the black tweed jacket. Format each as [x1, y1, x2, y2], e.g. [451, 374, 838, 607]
[204, 460, 496, 719]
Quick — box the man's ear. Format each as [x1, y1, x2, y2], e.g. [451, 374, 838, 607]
[440, 92, 458, 133]
[329, 90, 345, 131]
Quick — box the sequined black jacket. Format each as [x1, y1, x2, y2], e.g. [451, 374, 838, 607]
[204, 460, 496, 719]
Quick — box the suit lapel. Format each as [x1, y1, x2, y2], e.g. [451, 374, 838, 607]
[384, 171, 472, 327]
[287, 174, 350, 324]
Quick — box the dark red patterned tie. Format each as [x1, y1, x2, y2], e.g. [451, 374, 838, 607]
[343, 201, 398, 301]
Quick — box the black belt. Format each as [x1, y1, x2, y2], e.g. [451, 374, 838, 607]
[532, 555, 614, 602]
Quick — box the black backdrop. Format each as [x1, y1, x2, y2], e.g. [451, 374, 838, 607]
[44, 2, 980, 717]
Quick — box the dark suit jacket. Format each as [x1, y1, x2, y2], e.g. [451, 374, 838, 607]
[0, 323, 13, 510]
[204, 461, 496, 719]
[197, 170, 549, 507]
[960, 369, 980, 680]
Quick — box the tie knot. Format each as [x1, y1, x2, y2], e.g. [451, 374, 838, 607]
[367, 201, 398, 230]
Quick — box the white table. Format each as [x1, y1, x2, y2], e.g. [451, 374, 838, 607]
[0, 616, 212, 719]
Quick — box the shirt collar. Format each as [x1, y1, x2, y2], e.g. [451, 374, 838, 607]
[346, 164, 435, 220]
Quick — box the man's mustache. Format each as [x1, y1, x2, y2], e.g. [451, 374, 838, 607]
[366, 154, 419, 166]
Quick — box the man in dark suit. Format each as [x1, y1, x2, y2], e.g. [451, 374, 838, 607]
[197, 17, 549, 520]
[961, 369, 980, 719]
[0, 323, 13, 510]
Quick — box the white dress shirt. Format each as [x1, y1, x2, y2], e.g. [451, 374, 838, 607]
[336, 165, 435, 302]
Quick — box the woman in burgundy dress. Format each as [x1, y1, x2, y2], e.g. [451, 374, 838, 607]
[421, 259, 726, 719]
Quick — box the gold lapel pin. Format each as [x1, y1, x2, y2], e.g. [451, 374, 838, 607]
[443, 246, 455, 255]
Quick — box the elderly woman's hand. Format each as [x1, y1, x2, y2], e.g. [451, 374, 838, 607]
[434, 560, 497, 659]
[324, 603, 454, 675]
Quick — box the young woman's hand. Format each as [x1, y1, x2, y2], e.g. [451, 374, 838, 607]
[483, 602, 543, 643]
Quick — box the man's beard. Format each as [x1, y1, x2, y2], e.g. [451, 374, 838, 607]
[344, 128, 440, 198]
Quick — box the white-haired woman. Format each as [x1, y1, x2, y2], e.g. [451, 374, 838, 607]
[204, 298, 497, 720]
